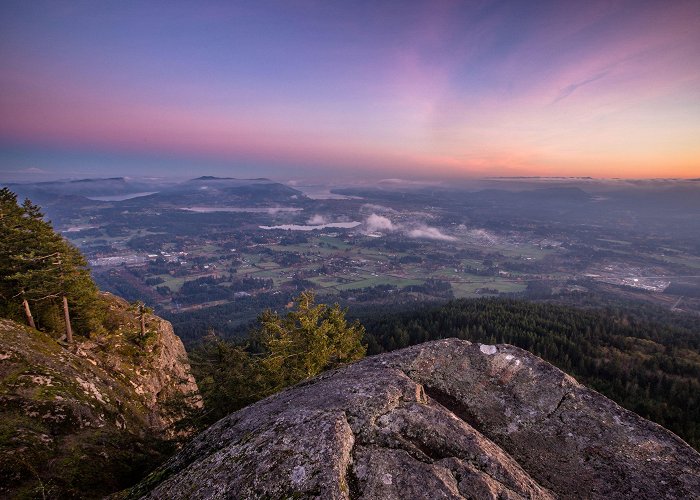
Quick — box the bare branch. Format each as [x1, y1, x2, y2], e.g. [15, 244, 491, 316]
[12, 252, 61, 263]
[33, 293, 62, 301]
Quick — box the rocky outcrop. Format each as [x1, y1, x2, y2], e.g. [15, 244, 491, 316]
[0, 293, 199, 498]
[131, 339, 700, 499]
[97, 294, 200, 430]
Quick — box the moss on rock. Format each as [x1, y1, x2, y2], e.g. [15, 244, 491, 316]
[0, 293, 199, 499]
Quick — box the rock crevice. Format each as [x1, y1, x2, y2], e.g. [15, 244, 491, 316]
[132, 339, 700, 500]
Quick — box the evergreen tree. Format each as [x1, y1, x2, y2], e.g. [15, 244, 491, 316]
[188, 291, 366, 427]
[187, 334, 270, 426]
[257, 291, 366, 391]
[0, 188, 102, 338]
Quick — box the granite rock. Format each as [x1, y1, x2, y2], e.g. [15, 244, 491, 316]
[132, 339, 700, 499]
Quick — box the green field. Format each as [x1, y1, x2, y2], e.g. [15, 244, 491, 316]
[451, 279, 527, 298]
[335, 275, 425, 291]
[159, 275, 187, 292]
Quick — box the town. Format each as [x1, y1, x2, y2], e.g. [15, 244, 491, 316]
[11, 176, 699, 342]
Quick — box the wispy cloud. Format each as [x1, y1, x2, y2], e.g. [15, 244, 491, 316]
[552, 71, 609, 104]
[406, 225, 457, 241]
[1, 1, 698, 179]
[364, 214, 398, 232]
[360, 203, 398, 214]
[362, 213, 457, 241]
[307, 214, 328, 225]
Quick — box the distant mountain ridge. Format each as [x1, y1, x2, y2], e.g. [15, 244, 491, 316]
[7, 175, 300, 198]
[145, 176, 304, 205]
[4, 177, 306, 222]
[189, 176, 272, 182]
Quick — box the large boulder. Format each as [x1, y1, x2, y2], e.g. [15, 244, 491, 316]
[130, 339, 700, 499]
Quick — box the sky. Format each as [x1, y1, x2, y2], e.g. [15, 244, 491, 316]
[1, 0, 699, 182]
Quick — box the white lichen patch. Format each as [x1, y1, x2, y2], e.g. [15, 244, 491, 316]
[291, 465, 306, 485]
[42, 412, 64, 422]
[76, 377, 106, 404]
[30, 375, 54, 386]
[480, 344, 498, 355]
[501, 353, 521, 367]
[381, 472, 393, 485]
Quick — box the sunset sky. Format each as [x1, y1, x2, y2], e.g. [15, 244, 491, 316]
[1, 0, 699, 181]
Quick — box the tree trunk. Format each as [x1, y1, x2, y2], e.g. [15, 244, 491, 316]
[62, 295, 73, 343]
[140, 305, 146, 338]
[23, 298, 36, 329]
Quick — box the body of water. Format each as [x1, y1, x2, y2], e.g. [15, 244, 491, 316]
[182, 207, 303, 213]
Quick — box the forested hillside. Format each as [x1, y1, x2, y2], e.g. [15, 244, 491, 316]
[361, 298, 700, 450]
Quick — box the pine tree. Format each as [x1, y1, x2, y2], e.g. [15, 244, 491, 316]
[188, 291, 366, 427]
[0, 188, 102, 338]
[0, 188, 43, 325]
[130, 300, 154, 341]
[257, 291, 366, 390]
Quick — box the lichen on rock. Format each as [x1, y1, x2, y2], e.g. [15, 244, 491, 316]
[131, 339, 700, 500]
[0, 293, 200, 499]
